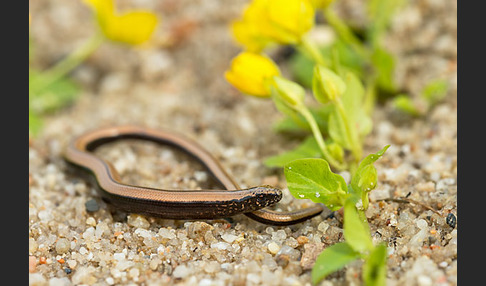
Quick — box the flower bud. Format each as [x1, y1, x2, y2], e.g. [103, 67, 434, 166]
[312, 65, 346, 104]
[271, 76, 305, 107]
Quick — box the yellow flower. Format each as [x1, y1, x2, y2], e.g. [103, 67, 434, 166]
[225, 52, 281, 97]
[231, 0, 272, 52]
[231, 18, 271, 53]
[231, 0, 315, 50]
[264, 0, 315, 43]
[84, 0, 158, 45]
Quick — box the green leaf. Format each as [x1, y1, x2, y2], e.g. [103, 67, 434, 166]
[333, 40, 366, 80]
[340, 71, 372, 137]
[284, 158, 348, 210]
[326, 141, 344, 164]
[288, 40, 364, 89]
[421, 79, 449, 106]
[351, 145, 389, 192]
[363, 244, 388, 286]
[288, 48, 317, 88]
[29, 69, 80, 114]
[327, 71, 371, 153]
[371, 47, 396, 93]
[367, 0, 405, 47]
[351, 145, 390, 210]
[311, 242, 361, 285]
[273, 105, 332, 136]
[328, 108, 352, 150]
[344, 196, 373, 253]
[272, 115, 309, 134]
[264, 137, 321, 168]
[392, 94, 422, 116]
[29, 110, 43, 137]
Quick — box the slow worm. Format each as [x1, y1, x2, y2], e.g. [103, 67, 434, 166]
[64, 125, 323, 225]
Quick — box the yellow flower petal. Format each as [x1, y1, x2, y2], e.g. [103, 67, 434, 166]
[104, 11, 158, 45]
[266, 0, 315, 40]
[225, 52, 281, 97]
[83, 0, 114, 27]
[231, 20, 269, 53]
[84, 0, 158, 45]
[231, 0, 315, 48]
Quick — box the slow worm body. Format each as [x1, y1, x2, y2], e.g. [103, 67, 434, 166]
[64, 125, 323, 225]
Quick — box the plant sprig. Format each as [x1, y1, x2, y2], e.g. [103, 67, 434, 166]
[285, 145, 390, 284]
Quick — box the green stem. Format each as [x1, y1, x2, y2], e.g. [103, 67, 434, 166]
[297, 104, 346, 170]
[334, 98, 362, 162]
[361, 191, 370, 211]
[299, 36, 327, 66]
[31, 33, 104, 94]
[363, 77, 377, 116]
[323, 7, 368, 60]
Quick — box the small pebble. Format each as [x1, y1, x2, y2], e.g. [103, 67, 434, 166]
[417, 219, 428, 229]
[300, 243, 325, 270]
[267, 242, 280, 254]
[149, 258, 161, 270]
[127, 214, 150, 229]
[79, 247, 88, 255]
[173, 265, 189, 278]
[221, 233, 239, 243]
[204, 261, 221, 274]
[113, 252, 126, 261]
[29, 256, 37, 273]
[85, 217, 96, 226]
[55, 238, 70, 254]
[446, 213, 456, 228]
[416, 181, 435, 192]
[317, 222, 329, 233]
[272, 230, 287, 242]
[128, 268, 140, 278]
[276, 245, 301, 262]
[85, 199, 99, 213]
[29, 238, 38, 253]
[67, 260, 77, 269]
[48, 277, 71, 286]
[297, 236, 309, 245]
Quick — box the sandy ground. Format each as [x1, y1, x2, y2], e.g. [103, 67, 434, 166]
[29, 0, 457, 285]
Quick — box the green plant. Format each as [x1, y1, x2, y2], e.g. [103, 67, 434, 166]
[28, 0, 159, 136]
[392, 79, 450, 117]
[225, 0, 400, 283]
